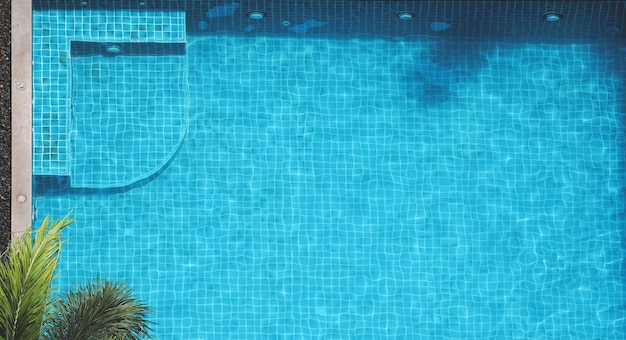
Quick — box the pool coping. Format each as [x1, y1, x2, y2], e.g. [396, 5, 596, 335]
[11, 0, 32, 235]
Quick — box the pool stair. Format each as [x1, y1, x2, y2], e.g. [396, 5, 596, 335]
[33, 9, 187, 189]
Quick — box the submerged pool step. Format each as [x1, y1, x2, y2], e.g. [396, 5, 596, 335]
[69, 41, 188, 189]
[32, 10, 186, 183]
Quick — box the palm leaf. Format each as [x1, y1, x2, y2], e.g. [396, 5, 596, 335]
[42, 278, 153, 340]
[0, 214, 74, 340]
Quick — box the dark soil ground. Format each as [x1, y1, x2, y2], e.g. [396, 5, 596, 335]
[0, 1, 11, 254]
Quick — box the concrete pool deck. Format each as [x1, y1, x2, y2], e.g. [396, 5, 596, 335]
[10, 0, 32, 237]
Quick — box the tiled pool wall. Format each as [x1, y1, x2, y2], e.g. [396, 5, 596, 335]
[182, 0, 626, 40]
[33, 0, 626, 40]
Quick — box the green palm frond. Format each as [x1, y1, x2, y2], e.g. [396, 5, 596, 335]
[0, 214, 74, 340]
[42, 278, 153, 340]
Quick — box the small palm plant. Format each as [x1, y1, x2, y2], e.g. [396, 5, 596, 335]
[41, 278, 152, 340]
[0, 214, 153, 340]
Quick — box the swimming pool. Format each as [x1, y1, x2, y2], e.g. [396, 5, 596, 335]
[26, 0, 626, 338]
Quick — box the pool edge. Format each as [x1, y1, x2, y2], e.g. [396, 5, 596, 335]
[11, 0, 32, 235]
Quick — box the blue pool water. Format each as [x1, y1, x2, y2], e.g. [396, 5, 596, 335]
[32, 3, 626, 339]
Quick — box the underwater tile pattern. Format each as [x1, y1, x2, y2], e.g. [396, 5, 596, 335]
[35, 32, 626, 338]
[32, 10, 185, 176]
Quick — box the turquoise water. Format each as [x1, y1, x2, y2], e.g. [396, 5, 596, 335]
[34, 30, 626, 340]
